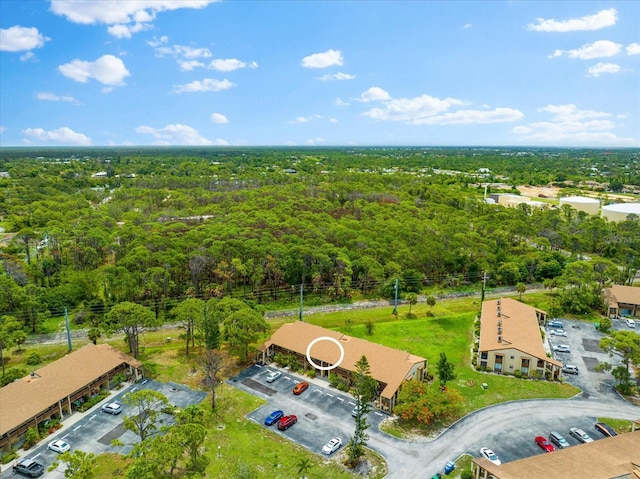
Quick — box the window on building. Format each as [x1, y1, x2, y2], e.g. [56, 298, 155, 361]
[537, 359, 544, 368]
[481, 352, 488, 360]
[521, 358, 530, 374]
[480, 361, 487, 368]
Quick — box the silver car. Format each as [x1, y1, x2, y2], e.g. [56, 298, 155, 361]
[570, 427, 593, 443]
[265, 371, 282, 383]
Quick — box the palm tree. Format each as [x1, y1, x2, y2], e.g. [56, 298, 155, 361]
[296, 457, 312, 479]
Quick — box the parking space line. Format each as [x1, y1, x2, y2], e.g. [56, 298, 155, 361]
[140, 379, 148, 385]
[326, 393, 334, 397]
[313, 388, 322, 393]
[374, 412, 383, 417]
[89, 414, 97, 420]
[284, 376, 292, 381]
[62, 433, 69, 439]
[33, 453, 41, 459]
[131, 387, 138, 392]
[73, 425, 82, 431]
[336, 397, 344, 402]
[348, 401, 355, 406]
[255, 364, 262, 368]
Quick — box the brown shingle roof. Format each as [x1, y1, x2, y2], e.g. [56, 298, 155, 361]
[607, 285, 640, 307]
[474, 429, 640, 479]
[0, 344, 142, 436]
[261, 322, 426, 399]
[479, 298, 561, 366]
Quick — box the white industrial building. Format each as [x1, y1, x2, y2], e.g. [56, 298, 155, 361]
[601, 203, 640, 222]
[558, 196, 600, 215]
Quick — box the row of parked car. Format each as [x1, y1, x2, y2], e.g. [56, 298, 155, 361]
[263, 369, 346, 455]
[480, 422, 617, 465]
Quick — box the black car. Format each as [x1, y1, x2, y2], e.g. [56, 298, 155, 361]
[13, 458, 45, 478]
[595, 422, 617, 437]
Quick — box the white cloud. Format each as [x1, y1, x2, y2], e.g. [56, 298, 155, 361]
[528, 8, 617, 32]
[0, 126, 6, 134]
[586, 62, 621, 77]
[358, 87, 391, 103]
[335, 98, 350, 107]
[208, 58, 258, 71]
[107, 22, 150, 39]
[304, 137, 325, 145]
[512, 104, 636, 146]
[550, 40, 622, 60]
[291, 115, 334, 124]
[135, 123, 212, 145]
[50, 0, 218, 37]
[58, 54, 130, 86]
[329, 118, 339, 123]
[412, 108, 524, 125]
[319, 72, 355, 81]
[36, 92, 78, 103]
[0, 26, 50, 52]
[538, 104, 611, 121]
[293, 116, 310, 124]
[20, 51, 37, 62]
[463, 23, 472, 29]
[22, 127, 91, 145]
[627, 42, 640, 55]
[301, 49, 343, 69]
[363, 93, 466, 121]
[179, 60, 205, 71]
[210, 113, 229, 124]
[173, 78, 235, 93]
[214, 138, 229, 145]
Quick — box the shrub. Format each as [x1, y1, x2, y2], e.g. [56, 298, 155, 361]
[0, 367, 27, 387]
[23, 427, 40, 450]
[513, 370, 523, 379]
[461, 470, 473, 479]
[305, 369, 316, 378]
[26, 352, 42, 365]
[0, 450, 18, 464]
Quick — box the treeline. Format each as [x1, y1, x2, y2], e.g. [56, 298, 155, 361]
[0, 148, 638, 334]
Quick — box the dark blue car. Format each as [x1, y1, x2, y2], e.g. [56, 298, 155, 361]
[264, 410, 284, 426]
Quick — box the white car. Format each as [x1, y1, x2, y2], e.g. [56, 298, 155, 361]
[265, 371, 282, 383]
[554, 344, 571, 353]
[48, 439, 71, 454]
[550, 329, 567, 337]
[480, 447, 501, 465]
[322, 437, 342, 455]
[101, 402, 122, 415]
[625, 318, 636, 328]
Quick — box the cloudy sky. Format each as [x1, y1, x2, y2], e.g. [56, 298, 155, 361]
[1, 1, 639, 147]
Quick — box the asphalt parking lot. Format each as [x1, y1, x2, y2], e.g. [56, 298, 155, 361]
[230, 364, 385, 457]
[1, 379, 206, 479]
[546, 317, 629, 399]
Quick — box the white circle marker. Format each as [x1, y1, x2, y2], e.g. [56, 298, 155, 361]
[305, 336, 345, 371]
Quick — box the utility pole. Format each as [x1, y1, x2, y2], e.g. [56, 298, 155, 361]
[481, 272, 487, 303]
[299, 284, 304, 321]
[392, 279, 399, 318]
[64, 307, 72, 352]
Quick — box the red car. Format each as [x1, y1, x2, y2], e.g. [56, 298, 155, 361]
[293, 381, 309, 395]
[277, 414, 297, 430]
[535, 436, 555, 452]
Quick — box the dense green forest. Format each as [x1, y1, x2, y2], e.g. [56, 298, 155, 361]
[0, 147, 639, 334]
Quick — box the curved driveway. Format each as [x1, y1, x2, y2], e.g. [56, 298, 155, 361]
[367, 396, 640, 479]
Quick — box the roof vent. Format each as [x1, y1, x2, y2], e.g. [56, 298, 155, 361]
[497, 320, 502, 326]
[497, 335, 502, 342]
[498, 327, 502, 334]
[497, 299, 501, 305]
[497, 311, 501, 317]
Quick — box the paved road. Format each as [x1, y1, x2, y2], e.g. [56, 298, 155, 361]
[367, 396, 640, 479]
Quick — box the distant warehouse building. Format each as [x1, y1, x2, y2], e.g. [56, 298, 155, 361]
[559, 196, 600, 215]
[601, 203, 640, 223]
[0, 344, 143, 450]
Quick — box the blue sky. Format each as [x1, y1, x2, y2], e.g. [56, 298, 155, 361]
[1, 1, 639, 147]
